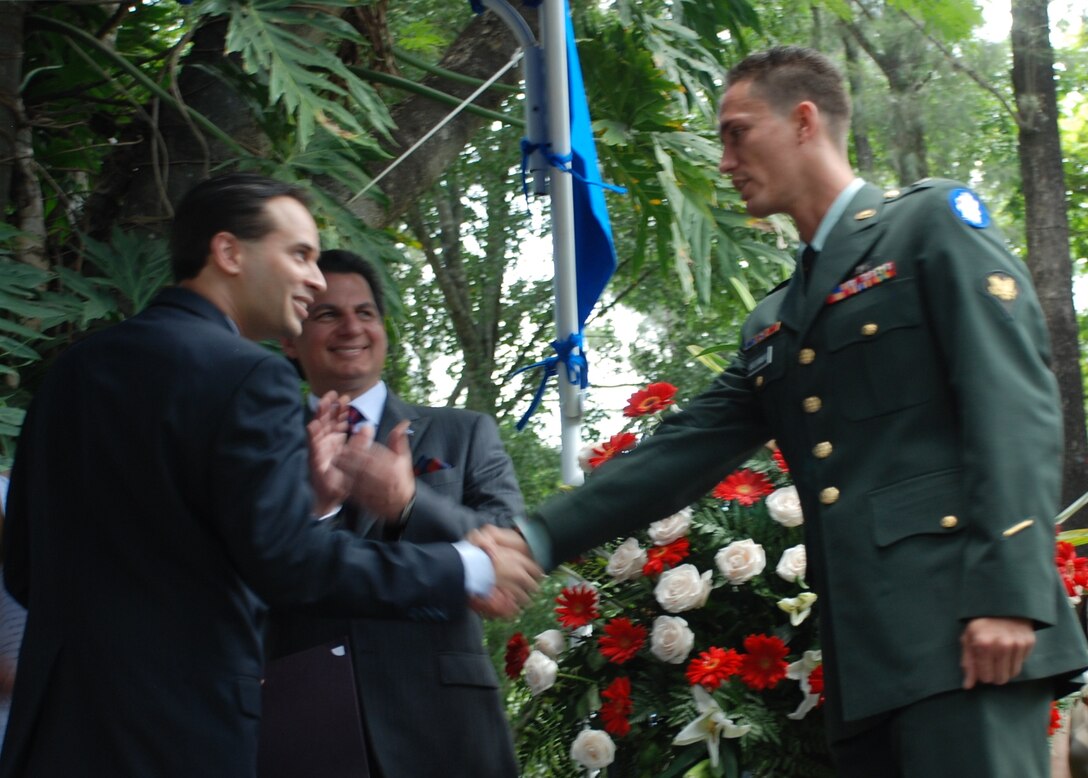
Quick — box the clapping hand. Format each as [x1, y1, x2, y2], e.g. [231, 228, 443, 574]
[307, 391, 351, 516]
[467, 525, 544, 619]
[334, 420, 416, 522]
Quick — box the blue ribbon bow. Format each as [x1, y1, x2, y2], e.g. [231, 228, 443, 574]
[510, 333, 588, 430]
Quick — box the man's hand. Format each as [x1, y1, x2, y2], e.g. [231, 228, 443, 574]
[308, 391, 351, 516]
[334, 420, 416, 522]
[960, 616, 1035, 689]
[467, 525, 543, 619]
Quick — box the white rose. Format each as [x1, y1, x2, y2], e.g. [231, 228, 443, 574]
[776, 544, 807, 583]
[650, 615, 695, 664]
[766, 486, 804, 527]
[577, 445, 597, 473]
[523, 650, 558, 695]
[648, 507, 693, 545]
[534, 629, 565, 659]
[570, 729, 616, 770]
[654, 564, 713, 613]
[715, 539, 766, 584]
[606, 537, 647, 581]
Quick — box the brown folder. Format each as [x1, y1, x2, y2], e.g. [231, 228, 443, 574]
[257, 639, 370, 778]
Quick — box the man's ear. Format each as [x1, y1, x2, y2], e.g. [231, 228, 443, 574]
[208, 231, 243, 276]
[794, 100, 819, 143]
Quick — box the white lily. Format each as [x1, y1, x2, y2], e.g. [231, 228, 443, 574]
[671, 685, 750, 767]
[785, 650, 823, 720]
[776, 591, 818, 626]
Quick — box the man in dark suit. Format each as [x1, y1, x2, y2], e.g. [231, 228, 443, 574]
[268, 250, 521, 777]
[513, 46, 1088, 777]
[0, 173, 540, 777]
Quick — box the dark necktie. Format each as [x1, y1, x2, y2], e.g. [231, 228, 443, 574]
[801, 245, 818, 289]
[346, 406, 366, 436]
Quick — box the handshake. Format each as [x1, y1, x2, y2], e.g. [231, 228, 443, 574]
[466, 525, 543, 620]
[308, 392, 545, 620]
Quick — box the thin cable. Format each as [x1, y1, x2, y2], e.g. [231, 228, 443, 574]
[348, 49, 524, 204]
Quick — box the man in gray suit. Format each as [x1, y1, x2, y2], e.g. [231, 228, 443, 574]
[268, 250, 521, 777]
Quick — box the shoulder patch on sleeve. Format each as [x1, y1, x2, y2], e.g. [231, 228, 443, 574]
[949, 188, 991, 229]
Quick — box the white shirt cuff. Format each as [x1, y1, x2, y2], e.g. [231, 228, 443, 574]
[452, 541, 495, 597]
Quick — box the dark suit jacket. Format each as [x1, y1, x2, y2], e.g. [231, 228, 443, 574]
[523, 180, 1088, 737]
[268, 393, 522, 778]
[0, 288, 466, 778]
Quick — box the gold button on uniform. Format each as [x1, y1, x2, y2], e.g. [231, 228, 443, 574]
[861, 323, 878, 336]
[754, 376, 764, 388]
[798, 348, 816, 365]
[803, 396, 822, 413]
[813, 441, 832, 459]
[820, 487, 840, 505]
[940, 515, 958, 529]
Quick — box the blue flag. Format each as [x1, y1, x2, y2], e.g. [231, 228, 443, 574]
[562, 1, 619, 327]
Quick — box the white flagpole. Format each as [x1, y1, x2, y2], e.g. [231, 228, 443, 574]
[540, 0, 584, 486]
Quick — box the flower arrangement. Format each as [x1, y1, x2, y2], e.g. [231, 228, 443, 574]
[505, 381, 833, 778]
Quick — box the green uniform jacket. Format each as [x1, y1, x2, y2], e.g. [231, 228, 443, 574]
[524, 180, 1088, 730]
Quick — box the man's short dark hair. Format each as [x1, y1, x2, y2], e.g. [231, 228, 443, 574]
[170, 172, 311, 282]
[317, 249, 385, 318]
[726, 46, 851, 144]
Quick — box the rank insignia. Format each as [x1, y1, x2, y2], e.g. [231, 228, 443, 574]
[743, 321, 781, 351]
[854, 208, 876, 220]
[825, 261, 897, 304]
[986, 271, 1019, 302]
[949, 188, 991, 229]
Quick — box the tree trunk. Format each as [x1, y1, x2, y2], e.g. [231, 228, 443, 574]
[0, 2, 26, 221]
[344, 8, 534, 229]
[1011, 0, 1088, 524]
[841, 30, 876, 179]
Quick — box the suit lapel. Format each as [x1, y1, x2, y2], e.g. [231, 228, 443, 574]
[779, 184, 886, 341]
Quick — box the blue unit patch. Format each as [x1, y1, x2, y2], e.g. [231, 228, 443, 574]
[949, 188, 990, 229]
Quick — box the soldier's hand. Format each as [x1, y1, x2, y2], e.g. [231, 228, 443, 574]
[960, 616, 1035, 689]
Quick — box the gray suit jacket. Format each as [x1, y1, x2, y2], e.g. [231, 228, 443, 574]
[268, 393, 522, 778]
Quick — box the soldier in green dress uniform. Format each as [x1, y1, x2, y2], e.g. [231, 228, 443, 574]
[510, 45, 1088, 777]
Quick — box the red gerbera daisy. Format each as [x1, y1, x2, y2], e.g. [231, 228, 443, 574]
[555, 584, 599, 629]
[600, 676, 633, 737]
[685, 646, 742, 690]
[772, 448, 790, 474]
[738, 634, 789, 690]
[504, 633, 530, 679]
[1049, 701, 1063, 736]
[642, 537, 691, 576]
[1056, 540, 1088, 597]
[598, 617, 648, 664]
[623, 382, 678, 417]
[588, 432, 638, 469]
[712, 469, 775, 506]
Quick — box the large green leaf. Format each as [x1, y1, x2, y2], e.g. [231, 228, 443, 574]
[224, 0, 393, 149]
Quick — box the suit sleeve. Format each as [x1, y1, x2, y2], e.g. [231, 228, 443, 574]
[916, 189, 1064, 626]
[402, 412, 523, 541]
[208, 356, 466, 620]
[523, 357, 771, 570]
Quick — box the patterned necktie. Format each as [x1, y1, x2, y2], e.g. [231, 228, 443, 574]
[346, 406, 366, 436]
